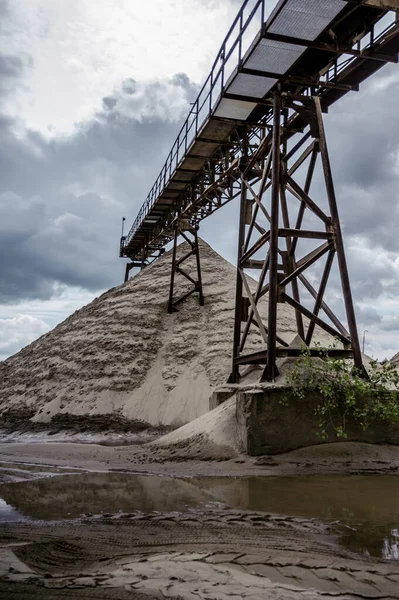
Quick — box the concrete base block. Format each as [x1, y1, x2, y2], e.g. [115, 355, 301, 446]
[236, 386, 399, 456]
[209, 387, 237, 411]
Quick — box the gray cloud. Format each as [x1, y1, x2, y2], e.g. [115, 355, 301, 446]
[122, 78, 137, 95]
[380, 316, 399, 331]
[102, 96, 118, 110]
[0, 53, 24, 78]
[0, 313, 50, 361]
[0, 0, 9, 21]
[0, 51, 32, 100]
[0, 0, 399, 362]
[325, 66, 399, 252]
[0, 0, 32, 101]
[354, 305, 382, 326]
[0, 75, 199, 302]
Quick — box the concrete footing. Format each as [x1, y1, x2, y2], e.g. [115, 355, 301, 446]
[211, 385, 399, 456]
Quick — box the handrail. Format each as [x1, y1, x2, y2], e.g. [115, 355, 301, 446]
[123, 2, 398, 254]
[123, 0, 267, 249]
[323, 18, 399, 83]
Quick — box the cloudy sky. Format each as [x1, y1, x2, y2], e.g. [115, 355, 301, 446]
[0, 0, 399, 361]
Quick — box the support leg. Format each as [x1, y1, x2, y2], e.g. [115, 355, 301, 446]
[228, 93, 363, 379]
[264, 90, 281, 382]
[314, 97, 363, 372]
[168, 224, 205, 313]
[168, 226, 179, 314]
[230, 175, 248, 384]
[194, 227, 204, 307]
[124, 263, 134, 283]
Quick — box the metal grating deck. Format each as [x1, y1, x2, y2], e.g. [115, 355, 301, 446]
[121, 0, 399, 262]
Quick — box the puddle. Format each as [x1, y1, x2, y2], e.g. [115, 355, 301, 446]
[0, 461, 86, 484]
[1, 473, 398, 560]
[0, 498, 21, 522]
[0, 473, 216, 521]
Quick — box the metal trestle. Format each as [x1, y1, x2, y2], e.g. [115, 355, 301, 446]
[168, 224, 204, 314]
[230, 90, 364, 383]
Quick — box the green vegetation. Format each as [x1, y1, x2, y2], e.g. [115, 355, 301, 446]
[285, 345, 399, 440]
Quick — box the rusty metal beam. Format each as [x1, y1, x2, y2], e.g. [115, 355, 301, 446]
[168, 225, 204, 314]
[228, 94, 363, 383]
[264, 89, 281, 382]
[364, 0, 399, 9]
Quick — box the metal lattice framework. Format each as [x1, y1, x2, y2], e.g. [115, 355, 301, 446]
[120, 0, 399, 381]
[230, 91, 363, 382]
[168, 224, 204, 313]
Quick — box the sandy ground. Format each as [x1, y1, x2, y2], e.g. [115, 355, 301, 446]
[2, 437, 399, 479]
[2, 509, 399, 600]
[1, 440, 399, 598]
[0, 240, 336, 430]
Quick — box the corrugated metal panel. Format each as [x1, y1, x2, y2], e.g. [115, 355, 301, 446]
[227, 73, 277, 98]
[268, 0, 346, 41]
[244, 39, 305, 74]
[173, 171, 194, 181]
[183, 157, 207, 169]
[214, 98, 257, 120]
[191, 141, 219, 156]
[199, 119, 236, 140]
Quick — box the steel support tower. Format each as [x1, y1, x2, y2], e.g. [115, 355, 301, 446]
[120, 0, 399, 381]
[229, 90, 363, 382]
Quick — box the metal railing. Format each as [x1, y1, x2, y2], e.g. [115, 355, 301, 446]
[123, 2, 398, 254]
[321, 13, 398, 86]
[123, 0, 268, 250]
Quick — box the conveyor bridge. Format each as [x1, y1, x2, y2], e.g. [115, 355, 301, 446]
[119, 0, 399, 381]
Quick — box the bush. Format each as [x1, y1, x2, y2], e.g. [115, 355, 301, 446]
[285, 345, 399, 440]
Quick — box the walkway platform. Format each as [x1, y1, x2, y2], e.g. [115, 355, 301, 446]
[120, 0, 399, 263]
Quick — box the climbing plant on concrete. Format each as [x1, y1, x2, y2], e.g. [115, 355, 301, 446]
[285, 344, 399, 440]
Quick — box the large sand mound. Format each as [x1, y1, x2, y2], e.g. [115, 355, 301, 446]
[0, 240, 332, 428]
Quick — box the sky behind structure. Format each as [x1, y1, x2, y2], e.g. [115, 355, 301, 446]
[0, 0, 399, 361]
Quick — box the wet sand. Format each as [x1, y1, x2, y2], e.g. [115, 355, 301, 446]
[2, 508, 399, 599]
[2, 438, 399, 478]
[1, 439, 399, 599]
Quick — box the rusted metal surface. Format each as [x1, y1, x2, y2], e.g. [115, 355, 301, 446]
[120, 1, 399, 265]
[229, 93, 364, 380]
[265, 90, 281, 382]
[120, 1, 399, 382]
[365, 0, 399, 10]
[167, 225, 204, 314]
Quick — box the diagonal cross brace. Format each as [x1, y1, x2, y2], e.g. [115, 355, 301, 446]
[230, 91, 364, 384]
[168, 224, 204, 314]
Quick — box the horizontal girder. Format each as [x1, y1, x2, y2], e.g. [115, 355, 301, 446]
[120, 0, 399, 264]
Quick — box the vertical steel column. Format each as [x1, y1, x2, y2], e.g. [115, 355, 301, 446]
[230, 175, 248, 383]
[264, 90, 281, 381]
[168, 225, 205, 313]
[168, 226, 179, 314]
[230, 130, 248, 383]
[124, 263, 131, 283]
[194, 227, 204, 307]
[314, 97, 363, 371]
[280, 107, 304, 341]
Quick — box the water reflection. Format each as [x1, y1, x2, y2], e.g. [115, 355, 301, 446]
[0, 497, 23, 522]
[0, 473, 216, 520]
[340, 524, 399, 560]
[384, 529, 399, 560]
[0, 473, 398, 559]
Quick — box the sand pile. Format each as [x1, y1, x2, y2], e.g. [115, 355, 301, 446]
[149, 395, 241, 459]
[391, 352, 399, 366]
[0, 240, 332, 429]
